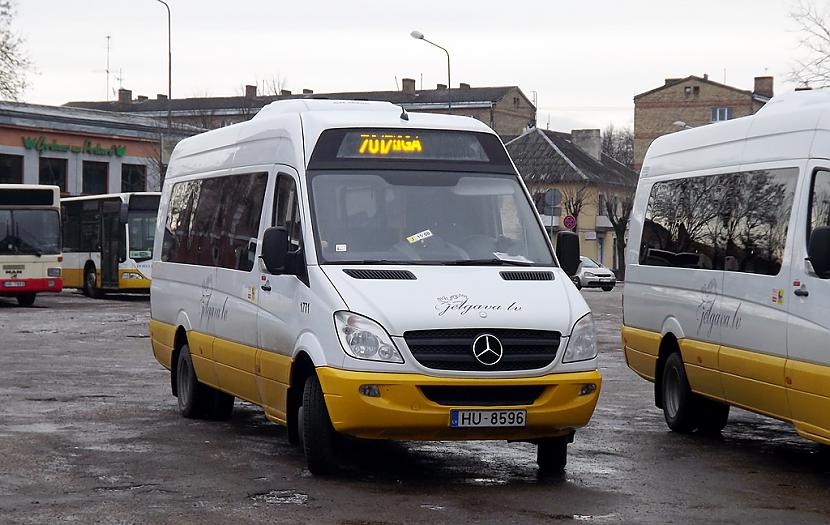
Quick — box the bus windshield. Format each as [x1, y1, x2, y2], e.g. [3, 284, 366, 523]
[309, 171, 554, 266]
[0, 209, 61, 255]
[128, 211, 156, 261]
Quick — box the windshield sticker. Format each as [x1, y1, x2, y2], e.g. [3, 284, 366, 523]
[407, 229, 433, 244]
[245, 285, 256, 302]
[772, 288, 784, 305]
[336, 244, 348, 252]
[436, 293, 522, 317]
[493, 252, 532, 263]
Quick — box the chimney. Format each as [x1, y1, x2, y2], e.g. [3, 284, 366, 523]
[703, 73, 709, 80]
[571, 129, 602, 162]
[156, 93, 168, 100]
[401, 78, 416, 95]
[136, 95, 148, 101]
[244, 84, 257, 98]
[280, 89, 292, 96]
[117, 88, 132, 103]
[302, 88, 313, 94]
[459, 82, 470, 89]
[754, 76, 774, 98]
[437, 83, 447, 90]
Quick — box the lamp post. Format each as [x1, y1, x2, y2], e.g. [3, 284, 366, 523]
[155, 0, 172, 128]
[410, 30, 451, 114]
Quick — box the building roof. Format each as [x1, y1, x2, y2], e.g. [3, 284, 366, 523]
[64, 86, 530, 115]
[505, 128, 638, 188]
[0, 101, 202, 140]
[634, 75, 770, 104]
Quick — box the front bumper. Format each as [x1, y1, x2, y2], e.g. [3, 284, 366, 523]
[582, 276, 616, 288]
[0, 278, 62, 295]
[316, 367, 602, 440]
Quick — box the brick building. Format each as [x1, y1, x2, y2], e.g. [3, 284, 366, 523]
[633, 74, 773, 171]
[65, 81, 537, 139]
[506, 128, 638, 270]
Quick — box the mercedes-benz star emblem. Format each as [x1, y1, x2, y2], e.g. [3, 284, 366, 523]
[472, 333, 503, 366]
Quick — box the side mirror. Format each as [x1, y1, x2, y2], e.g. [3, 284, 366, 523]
[261, 226, 289, 274]
[119, 202, 129, 224]
[556, 230, 580, 277]
[808, 226, 830, 278]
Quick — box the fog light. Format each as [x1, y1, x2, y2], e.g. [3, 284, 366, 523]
[579, 383, 597, 396]
[359, 384, 381, 398]
[47, 267, 61, 277]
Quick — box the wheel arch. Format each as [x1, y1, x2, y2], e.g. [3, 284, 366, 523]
[654, 332, 681, 409]
[286, 351, 317, 444]
[170, 325, 189, 397]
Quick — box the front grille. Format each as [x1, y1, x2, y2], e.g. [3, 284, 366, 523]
[343, 269, 416, 280]
[500, 271, 554, 281]
[420, 385, 546, 406]
[404, 328, 560, 371]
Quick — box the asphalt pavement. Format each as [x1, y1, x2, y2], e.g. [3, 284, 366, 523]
[1, 287, 829, 524]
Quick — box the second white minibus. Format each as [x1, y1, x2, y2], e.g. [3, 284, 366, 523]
[150, 100, 601, 474]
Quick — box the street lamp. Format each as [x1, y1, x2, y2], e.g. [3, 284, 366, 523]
[410, 30, 451, 114]
[155, 0, 172, 128]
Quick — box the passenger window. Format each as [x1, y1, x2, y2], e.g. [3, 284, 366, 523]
[275, 175, 303, 252]
[162, 180, 199, 264]
[214, 173, 268, 271]
[809, 170, 830, 239]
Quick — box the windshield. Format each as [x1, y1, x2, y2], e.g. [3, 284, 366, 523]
[0, 209, 61, 255]
[309, 171, 554, 266]
[580, 256, 600, 268]
[128, 211, 156, 261]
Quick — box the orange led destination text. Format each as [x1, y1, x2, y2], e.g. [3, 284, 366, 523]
[358, 134, 423, 155]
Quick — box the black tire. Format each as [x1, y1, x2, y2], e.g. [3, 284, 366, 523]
[571, 276, 582, 290]
[696, 398, 730, 434]
[661, 352, 699, 433]
[206, 389, 235, 421]
[175, 344, 212, 419]
[300, 375, 337, 475]
[16, 293, 36, 307]
[601, 285, 615, 292]
[84, 265, 104, 299]
[537, 435, 570, 474]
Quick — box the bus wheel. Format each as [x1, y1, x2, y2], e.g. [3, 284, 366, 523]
[300, 375, 337, 475]
[176, 344, 211, 419]
[84, 266, 104, 299]
[537, 434, 570, 474]
[16, 293, 36, 307]
[661, 352, 698, 433]
[207, 390, 234, 421]
[696, 398, 730, 435]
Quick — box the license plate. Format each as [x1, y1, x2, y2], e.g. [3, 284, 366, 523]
[450, 409, 526, 428]
[3, 281, 25, 287]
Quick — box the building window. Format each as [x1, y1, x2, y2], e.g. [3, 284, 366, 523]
[693, 86, 700, 96]
[711, 107, 734, 122]
[684, 86, 691, 97]
[121, 164, 146, 192]
[82, 161, 108, 194]
[0, 153, 23, 184]
[598, 193, 607, 216]
[513, 97, 520, 109]
[39, 157, 67, 191]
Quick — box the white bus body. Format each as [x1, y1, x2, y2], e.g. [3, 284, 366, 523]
[623, 89, 830, 445]
[150, 100, 600, 474]
[61, 192, 160, 297]
[0, 184, 62, 306]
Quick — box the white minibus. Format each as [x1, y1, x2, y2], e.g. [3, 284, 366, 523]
[623, 90, 830, 446]
[149, 99, 601, 474]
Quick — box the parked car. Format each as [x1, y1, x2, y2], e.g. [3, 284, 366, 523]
[571, 256, 616, 291]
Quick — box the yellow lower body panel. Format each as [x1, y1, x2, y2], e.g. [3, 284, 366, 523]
[149, 319, 176, 370]
[621, 325, 662, 381]
[316, 367, 602, 441]
[62, 268, 84, 289]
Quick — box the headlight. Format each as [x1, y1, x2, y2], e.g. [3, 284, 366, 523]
[562, 313, 598, 363]
[47, 267, 61, 277]
[122, 271, 143, 280]
[584, 272, 596, 277]
[334, 311, 404, 364]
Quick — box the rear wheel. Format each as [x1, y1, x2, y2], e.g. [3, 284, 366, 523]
[537, 435, 570, 474]
[696, 398, 730, 434]
[661, 352, 698, 433]
[300, 375, 337, 475]
[84, 265, 104, 299]
[16, 293, 36, 307]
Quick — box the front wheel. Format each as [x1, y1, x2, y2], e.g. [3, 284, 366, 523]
[16, 293, 36, 307]
[661, 352, 698, 433]
[601, 285, 615, 292]
[571, 276, 582, 290]
[537, 435, 570, 474]
[84, 266, 104, 299]
[300, 375, 337, 475]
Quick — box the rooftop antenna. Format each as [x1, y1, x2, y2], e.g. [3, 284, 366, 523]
[420, 73, 423, 91]
[723, 68, 726, 84]
[395, 76, 399, 91]
[399, 106, 409, 121]
[105, 35, 111, 101]
[546, 113, 550, 130]
[531, 90, 538, 108]
[113, 68, 125, 94]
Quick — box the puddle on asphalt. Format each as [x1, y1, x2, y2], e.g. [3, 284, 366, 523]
[250, 490, 309, 505]
[420, 504, 445, 511]
[459, 477, 509, 486]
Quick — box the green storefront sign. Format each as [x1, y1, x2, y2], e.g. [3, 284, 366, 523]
[22, 135, 127, 157]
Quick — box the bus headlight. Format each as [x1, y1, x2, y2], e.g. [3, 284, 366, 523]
[121, 271, 143, 280]
[47, 268, 61, 277]
[334, 311, 403, 363]
[562, 313, 598, 363]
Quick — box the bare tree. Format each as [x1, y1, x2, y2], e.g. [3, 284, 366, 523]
[790, 0, 830, 87]
[256, 74, 288, 96]
[561, 184, 589, 230]
[601, 124, 634, 170]
[0, 1, 30, 100]
[605, 193, 633, 279]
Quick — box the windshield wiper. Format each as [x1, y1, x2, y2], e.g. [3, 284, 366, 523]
[443, 258, 534, 266]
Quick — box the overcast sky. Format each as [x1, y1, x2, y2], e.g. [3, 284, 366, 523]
[15, 0, 804, 131]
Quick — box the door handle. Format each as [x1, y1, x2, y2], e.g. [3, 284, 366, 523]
[261, 283, 271, 292]
[794, 287, 809, 297]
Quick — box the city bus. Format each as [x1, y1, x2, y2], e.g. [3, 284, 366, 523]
[149, 99, 599, 475]
[61, 192, 160, 298]
[0, 184, 63, 306]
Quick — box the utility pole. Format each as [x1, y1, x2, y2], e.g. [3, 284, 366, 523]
[105, 36, 111, 101]
[155, 0, 172, 128]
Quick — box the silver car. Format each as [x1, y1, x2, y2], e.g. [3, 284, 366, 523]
[571, 256, 616, 291]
